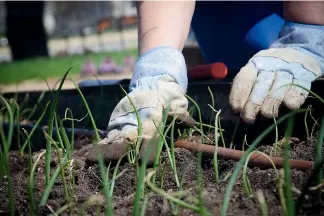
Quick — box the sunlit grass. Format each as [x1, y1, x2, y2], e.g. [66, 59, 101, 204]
[0, 49, 137, 84]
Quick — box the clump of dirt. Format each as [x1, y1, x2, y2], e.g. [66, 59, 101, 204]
[1, 134, 323, 215]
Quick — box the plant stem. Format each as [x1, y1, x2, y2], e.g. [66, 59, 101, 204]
[45, 69, 71, 185]
[197, 151, 205, 215]
[63, 108, 74, 151]
[0, 96, 15, 216]
[170, 113, 180, 188]
[26, 91, 46, 120]
[70, 77, 100, 142]
[229, 119, 240, 149]
[39, 153, 69, 206]
[283, 117, 295, 216]
[29, 150, 46, 215]
[185, 95, 204, 144]
[304, 106, 311, 139]
[207, 86, 215, 135]
[120, 85, 142, 158]
[221, 109, 306, 216]
[71, 77, 112, 215]
[256, 189, 268, 216]
[315, 116, 324, 200]
[20, 102, 50, 154]
[133, 132, 159, 215]
[296, 159, 324, 213]
[214, 110, 221, 184]
[273, 115, 279, 156]
[145, 170, 209, 214]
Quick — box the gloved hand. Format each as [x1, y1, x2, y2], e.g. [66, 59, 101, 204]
[229, 21, 324, 123]
[87, 47, 195, 163]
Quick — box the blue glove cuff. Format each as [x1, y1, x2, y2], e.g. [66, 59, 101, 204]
[129, 46, 188, 92]
[270, 21, 324, 73]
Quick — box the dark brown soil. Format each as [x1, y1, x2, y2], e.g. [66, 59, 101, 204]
[1, 133, 323, 216]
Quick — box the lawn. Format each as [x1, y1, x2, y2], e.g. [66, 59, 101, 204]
[0, 48, 137, 84]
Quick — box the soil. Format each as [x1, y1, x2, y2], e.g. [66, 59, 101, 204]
[1, 133, 324, 216]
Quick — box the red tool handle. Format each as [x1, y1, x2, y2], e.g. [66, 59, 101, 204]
[187, 62, 228, 81]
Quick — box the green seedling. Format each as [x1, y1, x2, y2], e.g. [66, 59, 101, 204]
[10, 100, 21, 151]
[229, 119, 240, 149]
[62, 108, 79, 151]
[214, 109, 221, 184]
[20, 101, 50, 154]
[242, 151, 278, 197]
[208, 104, 226, 148]
[22, 128, 37, 215]
[43, 131, 70, 204]
[296, 159, 324, 213]
[26, 91, 46, 120]
[304, 105, 312, 139]
[145, 170, 211, 215]
[208, 86, 215, 135]
[133, 124, 160, 216]
[277, 169, 287, 214]
[242, 134, 248, 152]
[152, 113, 180, 188]
[256, 189, 268, 216]
[71, 77, 112, 215]
[140, 196, 149, 216]
[120, 85, 142, 162]
[45, 68, 72, 185]
[185, 95, 203, 143]
[18, 93, 30, 115]
[315, 116, 324, 200]
[153, 106, 171, 170]
[282, 117, 295, 216]
[28, 149, 46, 215]
[170, 111, 180, 189]
[221, 108, 306, 216]
[0, 95, 15, 216]
[273, 114, 279, 156]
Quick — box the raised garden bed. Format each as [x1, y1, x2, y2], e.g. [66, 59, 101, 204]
[0, 78, 323, 215]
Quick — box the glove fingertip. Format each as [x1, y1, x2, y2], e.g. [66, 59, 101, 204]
[229, 64, 257, 114]
[229, 89, 244, 114]
[283, 97, 303, 110]
[283, 88, 309, 110]
[260, 97, 281, 119]
[86, 140, 129, 163]
[241, 101, 260, 124]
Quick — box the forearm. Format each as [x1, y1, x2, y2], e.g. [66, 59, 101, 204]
[284, 1, 324, 25]
[136, 1, 195, 55]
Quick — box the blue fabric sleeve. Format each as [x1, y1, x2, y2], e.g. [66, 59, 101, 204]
[270, 21, 324, 73]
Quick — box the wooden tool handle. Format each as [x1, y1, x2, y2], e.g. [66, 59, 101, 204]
[187, 62, 228, 81]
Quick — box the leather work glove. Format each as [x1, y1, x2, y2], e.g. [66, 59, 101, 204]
[87, 47, 196, 164]
[229, 21, 324, 124]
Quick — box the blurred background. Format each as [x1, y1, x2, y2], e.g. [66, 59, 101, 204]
[0, 1, 200, 92]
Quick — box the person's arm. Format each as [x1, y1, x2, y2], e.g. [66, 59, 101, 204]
[229, 1, 324, 124]
[98, 2, 196, 164]
[284, 1, 324, 25]
[136, 1, 195, 55]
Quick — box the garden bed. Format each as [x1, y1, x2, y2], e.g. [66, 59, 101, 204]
[1, 130, 323, 215]
[1, 77, 323, 215]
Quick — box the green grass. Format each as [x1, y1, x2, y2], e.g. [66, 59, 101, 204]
[0, 49, 137, 84]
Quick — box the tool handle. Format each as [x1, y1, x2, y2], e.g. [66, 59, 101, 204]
[187, 62, 228, 81]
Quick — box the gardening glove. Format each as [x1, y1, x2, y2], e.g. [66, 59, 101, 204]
[229, 21, 324, 124]
[87, 47, 196, 164]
